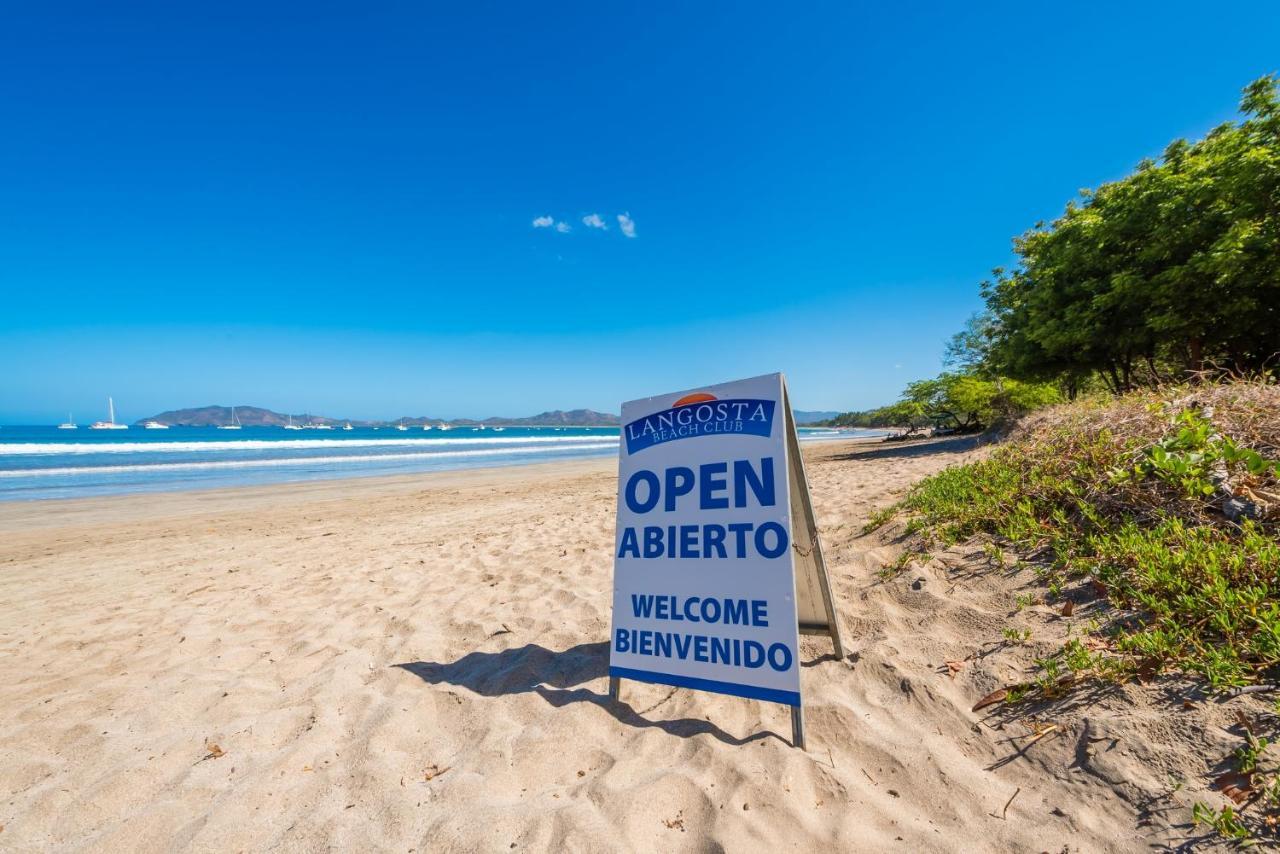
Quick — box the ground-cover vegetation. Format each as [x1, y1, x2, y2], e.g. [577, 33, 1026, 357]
[882, 383, 1279, 688]
[866, 381, 1280, 838]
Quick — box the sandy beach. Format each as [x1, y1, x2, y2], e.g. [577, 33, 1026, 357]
[0, 438, 1196, 852]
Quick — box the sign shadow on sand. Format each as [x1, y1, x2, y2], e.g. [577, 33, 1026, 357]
[394, 642, 789, 746]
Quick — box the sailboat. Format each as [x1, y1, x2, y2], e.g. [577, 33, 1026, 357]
[58, 413, 77, 430]
[284, 414, 303, 430]
[343, 422, 354, 431]
[395, 422, 409, 432]
[217, 406, 243, 430]
[89, 397, 128, 430]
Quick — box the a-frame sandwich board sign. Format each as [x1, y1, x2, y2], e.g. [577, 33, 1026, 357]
[607, 372, 844, 749]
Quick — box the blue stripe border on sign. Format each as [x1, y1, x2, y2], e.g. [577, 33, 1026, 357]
[609, 666, 801, 707]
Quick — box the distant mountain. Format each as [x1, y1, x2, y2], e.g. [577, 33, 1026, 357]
[793, 410, 842, 425]
[136, 405, 620, 427]
[135, 406, 346, 428]
[139, 405, 841, 428]
[484, 409, 620, 426]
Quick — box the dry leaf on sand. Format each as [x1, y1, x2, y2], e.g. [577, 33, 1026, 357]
[971, 688, 1008, 712]
[1215, 772, 1255, 805]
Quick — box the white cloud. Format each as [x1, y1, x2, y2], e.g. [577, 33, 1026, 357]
[617, 212, 636, 238]
[536, 211, 634, 237]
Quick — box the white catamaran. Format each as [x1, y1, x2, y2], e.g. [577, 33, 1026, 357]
[89, 397, 128, 430]
[58, 413, 77, 430]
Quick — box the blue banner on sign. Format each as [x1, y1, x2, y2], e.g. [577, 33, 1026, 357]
[624, 398, 775, 454]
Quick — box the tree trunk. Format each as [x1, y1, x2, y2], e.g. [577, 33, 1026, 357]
[1144, 354, 1164, 386]
[1104, 363, 1123, 395]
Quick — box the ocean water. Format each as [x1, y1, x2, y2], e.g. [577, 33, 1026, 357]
[0, 425, 885, 501]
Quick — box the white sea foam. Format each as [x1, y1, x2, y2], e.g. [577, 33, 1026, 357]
[0, 442, 620, 479]
[0, 435, 619, 456]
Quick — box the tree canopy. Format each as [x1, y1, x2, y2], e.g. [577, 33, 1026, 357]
[982, 75, 1280, 391]
[828, 76, 1278, 432]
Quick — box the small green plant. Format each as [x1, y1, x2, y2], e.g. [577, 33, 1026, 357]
[1013, 593, 1037, 610]
[862, 505, 897, 535]
[1005, 684, 1030, 703]
[1002, 627, 1032, 645]
[877, 549, 920, 580]
[1192, 802, 1251, 841]
[1237, 736, 1271, 774]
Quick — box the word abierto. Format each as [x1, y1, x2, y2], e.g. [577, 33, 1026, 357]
[617, 522, 788, 559]
[614, 628, 794, 672]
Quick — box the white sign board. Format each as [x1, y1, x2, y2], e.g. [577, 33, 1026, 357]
[609, 373, 829, 714]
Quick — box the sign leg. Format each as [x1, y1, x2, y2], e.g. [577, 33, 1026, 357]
[791, 705, 805, 750]
[609, 676, 620, 702]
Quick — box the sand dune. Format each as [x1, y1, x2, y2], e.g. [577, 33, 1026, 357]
[0, 439, 1203, 851]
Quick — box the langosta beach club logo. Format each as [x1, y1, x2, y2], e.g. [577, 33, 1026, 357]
[624, 391, 776, 454]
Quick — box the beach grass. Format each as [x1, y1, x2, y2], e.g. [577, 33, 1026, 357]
[865, 380, 1280, 839]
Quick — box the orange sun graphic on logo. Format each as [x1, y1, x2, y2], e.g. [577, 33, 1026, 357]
[673, 392, 717, 407]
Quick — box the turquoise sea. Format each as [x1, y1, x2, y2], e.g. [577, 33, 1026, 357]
[0, 425, 886, 501]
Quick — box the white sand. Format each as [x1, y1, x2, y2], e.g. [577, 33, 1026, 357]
[0, 440, 1187, 851]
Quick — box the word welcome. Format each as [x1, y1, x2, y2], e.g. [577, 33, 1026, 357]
[630, 594, 769, 625]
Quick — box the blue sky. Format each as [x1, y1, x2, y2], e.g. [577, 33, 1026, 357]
[2, 3, 1278, 422]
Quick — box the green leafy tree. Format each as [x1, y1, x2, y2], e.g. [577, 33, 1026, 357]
[902, 372, 1060, 432]
[983, 75, 1280, 390]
